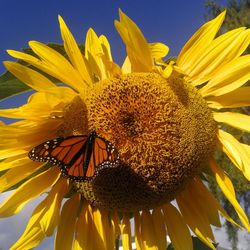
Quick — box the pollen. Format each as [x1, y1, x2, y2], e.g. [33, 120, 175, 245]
[72, 72, 217, 211]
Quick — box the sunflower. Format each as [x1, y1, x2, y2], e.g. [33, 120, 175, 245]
[0, 9, 250, 250]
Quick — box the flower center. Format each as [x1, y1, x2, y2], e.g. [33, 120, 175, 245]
[64, 72, 217, 211]
[119, 111, 144, 137]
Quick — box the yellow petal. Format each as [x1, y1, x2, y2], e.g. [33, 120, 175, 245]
[109, 214, 117, 250]
[187, 28, 249, 85]
[210, 160, 250, 231]
[162, 63, 174, 78]
[58, 15, 92, 85]
[120, 214, 132, 250]
[200, 55, 250, 97]
[74, 204, 88, 250]
[6, 49, 59, 84]
[74, 204, 97, 250]
[99, 35, 113, 60]
[4, 61, 55, 91]
[193, 177, 239, 228]
[177, 191, 216, 249]
[8, 45, 84, 93]
[151, 208, 167, 250]
[0, 156, 30, 171]
[0, 161, 44, 192]
[39, 178, 69, 235]
[103, 211, 116, 250]
[149, 43, 169, 60]
[134, 211, 143, 250]
[177, 11, 225, 71]
[92, 208, 113, 249]
[99, 35, 122, 78]
[10, 178, 69, 250]
[85, 28, 106, 80]
[78, 205, 116, 250]
[0, 87, 74, 120]
[163, 203, 192, 250]
[187, 178, 221, 227]
[29, 41, 86, 91]
[217, 129, 250, 181]
[10, 226, 45, 250]
[122, 56, 132, 74]
[0, 148, 27, 160]
[0, 167, 60, 217]
[140, 210, 160, 250]
[0, 106, 49, 120]
[100, 55, 122, 78]
[214, 112, 250, 133]
[207, 87, 250, 109]
[112, 211, 121, 243]
[85, 28, 102, 59]
[115, 10, 153, 72]
[54, 193, 80, 250]
[43, 86, 77, 102]
[85, 30, 121, 80]
[0, 119, 61, 154]
[0, 93, 56, 120]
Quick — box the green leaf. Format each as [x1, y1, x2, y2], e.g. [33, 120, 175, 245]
[0, 77, 30, 101]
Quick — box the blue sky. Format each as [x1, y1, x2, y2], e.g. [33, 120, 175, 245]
[3, 1, 248, 250]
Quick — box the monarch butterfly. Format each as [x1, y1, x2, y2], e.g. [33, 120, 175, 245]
[28, 131, 120, 181]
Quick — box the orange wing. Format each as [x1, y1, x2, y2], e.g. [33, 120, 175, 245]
[66, 135, 120, 179]
[84, 136, 120, 178]
[28, 132, 119, 181]
[29, 136, 88, 164]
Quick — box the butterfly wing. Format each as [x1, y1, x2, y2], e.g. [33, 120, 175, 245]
[28, 135, 88, 171]
[84, 136, 120, 178]
[28, 133, 120, 181]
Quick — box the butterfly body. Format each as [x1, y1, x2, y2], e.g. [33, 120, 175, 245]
[28, 131, 119, 181]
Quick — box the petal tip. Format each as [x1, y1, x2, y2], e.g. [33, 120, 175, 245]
[28, 40, 36, 47]
[58, 15, 66, 27]
[3, 61, 11, 67]
[216, 9, 226, 22]
[118, 8, 123, 17]
[6, 49, 14, 55]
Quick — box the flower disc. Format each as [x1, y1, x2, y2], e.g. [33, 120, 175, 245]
[71, 72, 217, 210]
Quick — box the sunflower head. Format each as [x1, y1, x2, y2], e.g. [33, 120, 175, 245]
[65, 72, 217, 210]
